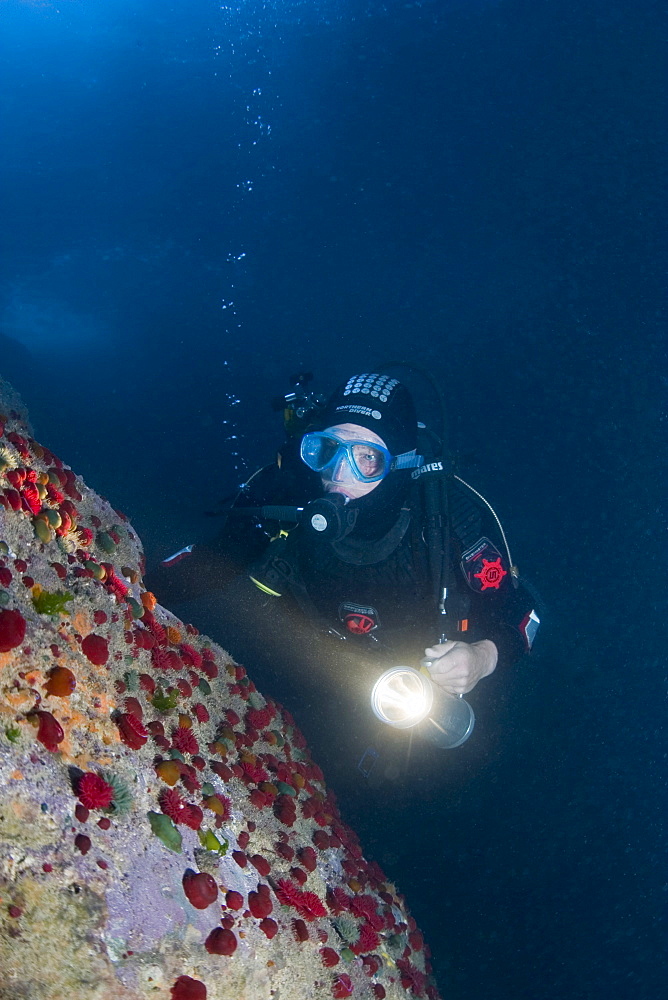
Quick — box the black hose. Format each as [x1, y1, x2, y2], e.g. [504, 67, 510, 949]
[375, 360, 453, 635]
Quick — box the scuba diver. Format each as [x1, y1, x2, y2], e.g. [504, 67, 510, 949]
[147, 367, 540, 759]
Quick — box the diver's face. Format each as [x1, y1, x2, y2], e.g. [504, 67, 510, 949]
[320, 423, 386, 500]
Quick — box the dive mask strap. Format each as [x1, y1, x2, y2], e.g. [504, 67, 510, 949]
[390, 449, 424, 471]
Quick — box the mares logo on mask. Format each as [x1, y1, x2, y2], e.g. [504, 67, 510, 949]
[411, 460, 444, 480]
[339, 602, 380, 635]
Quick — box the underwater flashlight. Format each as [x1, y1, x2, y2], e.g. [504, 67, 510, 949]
[370, 666, 475, 749]
[370, 667, 434, 729]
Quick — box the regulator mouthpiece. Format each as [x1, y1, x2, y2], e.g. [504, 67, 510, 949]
[304, 494, 358, 541]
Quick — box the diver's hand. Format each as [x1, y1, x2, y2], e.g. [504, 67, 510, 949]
[423, 639, 498, 695]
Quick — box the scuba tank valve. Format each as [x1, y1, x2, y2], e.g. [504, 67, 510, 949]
[272, 372, 327, 437]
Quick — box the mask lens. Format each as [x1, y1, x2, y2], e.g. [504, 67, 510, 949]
[301, 432, 390, 482]
[301, 433, 341, 472]
[350, 443, 387, 480]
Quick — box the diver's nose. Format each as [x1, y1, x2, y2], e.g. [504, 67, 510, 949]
[331, 453, 353, 483]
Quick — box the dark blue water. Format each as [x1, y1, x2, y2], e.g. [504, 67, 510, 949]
[1, 1, 665, 998]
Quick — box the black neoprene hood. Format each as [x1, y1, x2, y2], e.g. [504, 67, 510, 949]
[308, 373, 418, 540]
[314, 373, 418, 457]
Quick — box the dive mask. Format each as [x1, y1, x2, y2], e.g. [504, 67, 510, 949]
[301, 431, 393, 484]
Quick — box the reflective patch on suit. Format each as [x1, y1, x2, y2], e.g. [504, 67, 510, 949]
[461, 537, 508, 592]
[339, 602, 380, 635]
[520, 609, 541, 650]
[161, 544, 194, 567]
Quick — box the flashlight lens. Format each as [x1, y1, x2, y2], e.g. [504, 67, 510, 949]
[370, 667, 433, 729]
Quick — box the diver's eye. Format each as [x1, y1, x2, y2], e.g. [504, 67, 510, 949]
[351, 444, 384, 475]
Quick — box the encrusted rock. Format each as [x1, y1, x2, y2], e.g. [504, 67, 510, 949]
[0, 375, 438, 1000]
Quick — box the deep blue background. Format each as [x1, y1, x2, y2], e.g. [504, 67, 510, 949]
[1, 1, 665, 998]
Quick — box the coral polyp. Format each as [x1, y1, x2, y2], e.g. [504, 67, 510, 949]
[77, 772, 115, 810]
[0, 607, 26, 651]
[182, 869, 218, 909]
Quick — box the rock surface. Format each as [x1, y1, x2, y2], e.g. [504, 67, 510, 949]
[0, 376, 439, 1000]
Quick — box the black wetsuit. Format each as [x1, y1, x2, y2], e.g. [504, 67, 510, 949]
[147, 446, 539, 673]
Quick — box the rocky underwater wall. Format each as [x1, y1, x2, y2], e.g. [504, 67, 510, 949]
[0, 376, 440, 1000]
